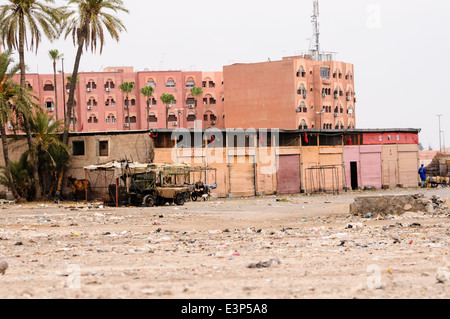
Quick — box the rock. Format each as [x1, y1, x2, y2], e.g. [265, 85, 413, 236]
[389, 232, 402, 244]
[403, 204, 413, 211]
[426, 204, 435, 214]
[436, 258, 450, 284]
[0, 260, 8, 275]
[247, 258, 281, 269]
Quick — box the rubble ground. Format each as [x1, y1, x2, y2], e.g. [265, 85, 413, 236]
[0, 188, 449, 299]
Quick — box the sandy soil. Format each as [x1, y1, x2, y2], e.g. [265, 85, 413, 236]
[0, 187, 449, 299]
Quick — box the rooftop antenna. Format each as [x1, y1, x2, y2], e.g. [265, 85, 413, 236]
[309, 0, 320, 60]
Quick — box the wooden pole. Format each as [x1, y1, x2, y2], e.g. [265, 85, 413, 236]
[116, 178, 119, 207]
[85, 170, 88, 205]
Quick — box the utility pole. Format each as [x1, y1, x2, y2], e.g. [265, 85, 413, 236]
[437, 114, 442, 152]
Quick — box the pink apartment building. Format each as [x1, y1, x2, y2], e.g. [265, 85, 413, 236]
[223, 54, 356, 130]
[8, 66, 225, 133]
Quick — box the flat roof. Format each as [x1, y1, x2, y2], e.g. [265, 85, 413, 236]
[67, 128, 421, 137]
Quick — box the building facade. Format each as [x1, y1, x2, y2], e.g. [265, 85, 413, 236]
[9, 67, 225, 133]
[223, 54, 356, 130]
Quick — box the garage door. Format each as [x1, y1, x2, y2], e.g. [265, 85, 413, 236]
[229, 156, 255, 197]
[277, 155, 300, 194]
[399, 151, 419, 187]
[360, 152, 382, 189]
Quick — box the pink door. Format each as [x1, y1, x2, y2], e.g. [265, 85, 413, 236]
[277, 155, 301, 194]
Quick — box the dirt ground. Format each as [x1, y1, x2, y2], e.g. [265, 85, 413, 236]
[0, 187, 449, 299]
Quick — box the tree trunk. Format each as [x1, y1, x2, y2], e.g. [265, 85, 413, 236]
[63, 41, 84, 146]
[166, 105, 168, 129]
[0, 123, 21, 201]
[19, 18, 42, 201]
[53, 60, 59, 121]
[54, 168, 65, 201]
[146, 99, 150, 130]
[58, 30, 86, 200]
[126, 97, 130, 130]
[194, 98, 198, 130]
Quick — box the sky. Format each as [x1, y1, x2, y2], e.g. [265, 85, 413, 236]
[6, 0, 450, 150]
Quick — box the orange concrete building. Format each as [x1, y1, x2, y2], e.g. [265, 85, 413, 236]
[223, 54, 356, 131]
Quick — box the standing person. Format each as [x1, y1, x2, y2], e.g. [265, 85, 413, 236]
[418, 164, 427, 188]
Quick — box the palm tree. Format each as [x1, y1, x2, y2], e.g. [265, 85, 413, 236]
[0, 0, 63, 201]
[0, 153, 33, 201]
[140, 86, 154, 130]
[0, 50, 36, 201]
[160, 93, 175, 129]
[66, 74, 79, 131]
[119, 82, 134, 130]
[29, 109, 70, 199]
[190, 87, 203, 129]
[48, 49, 63, 121]
[60, 0, 129, 146]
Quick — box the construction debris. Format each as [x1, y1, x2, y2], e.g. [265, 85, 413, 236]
[350, 194, 448, 217]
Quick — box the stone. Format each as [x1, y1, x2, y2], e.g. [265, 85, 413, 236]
[403, 204, 413, 211]
[0, 260, 8, 275]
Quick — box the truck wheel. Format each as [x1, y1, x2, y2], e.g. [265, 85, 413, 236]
[175, 193, 185, 206]
[143, 195, 155, 207]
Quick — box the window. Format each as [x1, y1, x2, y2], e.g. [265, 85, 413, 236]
[88, 115, 98, 124]
[320, 68, 330, 79]
[186, 79, 195, 88]
[299, 120, 308, 130]
[202, 81, 207, 88]
[44, 82, 54, 91]
[105, 80, 115, 89]
[99, 141, 109, 157]
[186, 97, 195, 105]
[166, 79, 176, 88]
[146, 80, 156, 88]
[87, 81, 97, 90]
[130, 99, 136, 106]
[149, 113, 158, 123]
[203, 114, 208, 121]
[72, 141, 85, 156]
[187, 114, 196, 122]
[87, 98, 97, 107]
[209, 81, 215, 88]
[105, 97, 116, 106]
[130, 116, 137, 124]
[106, 114, 116, 123]
[45, 101, 54, 109]
[168, 114, 177, 122]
